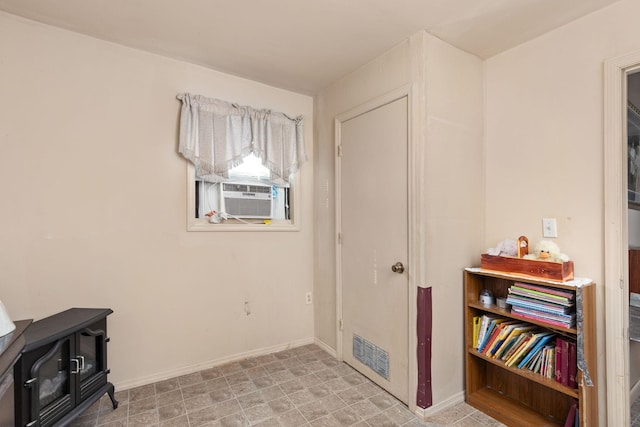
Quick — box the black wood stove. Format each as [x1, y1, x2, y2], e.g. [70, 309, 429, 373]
[14, 308, 118, 427]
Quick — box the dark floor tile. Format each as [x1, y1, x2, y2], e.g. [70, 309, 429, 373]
[268, 396, 295, 414]
[129, 384, 155, 402]
[155, 378, 181, 395]
[128, 409, 160, 426]
[158, 401, 186, 422]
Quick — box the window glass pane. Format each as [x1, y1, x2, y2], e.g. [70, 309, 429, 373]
[228, 153, 270, 180]
[194, 154, 291, 223]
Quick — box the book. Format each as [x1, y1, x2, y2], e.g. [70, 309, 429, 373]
[538, 347, 547, 374]
[555, 337, 572, 386]
[485, 321, 520, 357]
[508, 286, 575, 306]
[526, 340, 552, 373]
[564, 402, 577, 427]
[494, 333, 519, 360]
[501, 332, 531, 362]
[506, 331, 549, 367]
[555, 337, 564, 384]
[511, 306, 576, 322]
[492, 324, 535, 359]
[547, 347, 555, 379]
[512, 282, 575, 302]
[511, 309, 575, 329]
[476, 315, 494, 350]
[532, 349, 545, 373]
[479, 321, 507, 353]
[568, 340, 577, 388]
[472, 316, 481, 348]
[525, 347, 542, 371]
[541, 345, 555, 378]
[507, 295, 575, 314]
[477, 317, 507, 352]
[516, 332, 555, 369]
[560, 338, 570, 386]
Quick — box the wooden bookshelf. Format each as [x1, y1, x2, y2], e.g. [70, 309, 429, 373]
[464, 268, 597, 426]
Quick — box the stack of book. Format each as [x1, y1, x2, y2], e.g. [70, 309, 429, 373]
[555, 335, 578, 389]
[506, 282, 576, 328]
[472, 314, 577, 388]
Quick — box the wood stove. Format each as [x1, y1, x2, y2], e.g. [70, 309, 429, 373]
[14, 308, 118, 427]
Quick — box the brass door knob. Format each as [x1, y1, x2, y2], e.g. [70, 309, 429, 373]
[391, 262, 405, 274]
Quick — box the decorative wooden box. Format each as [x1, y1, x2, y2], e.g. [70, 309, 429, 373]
[480, 254, 574, 282]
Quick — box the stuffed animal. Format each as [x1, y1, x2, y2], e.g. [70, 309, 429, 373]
[487, 239, 518, 257]
[523, 240, 569, 263]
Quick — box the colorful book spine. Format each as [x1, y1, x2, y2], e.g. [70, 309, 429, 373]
[568, 340, 577, 389]
[472, 316, 481, 349]
[516, 333, 555, 369]
[554, 337, 571, 387]
[511, 310, 575, 329]
[555, 336, 564, 384]
[512, 282, 575, 300]
[506, 295, 575, 314]
[511, 308, 575, 328]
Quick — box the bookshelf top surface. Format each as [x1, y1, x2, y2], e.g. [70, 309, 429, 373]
[465, 267, 592, 288]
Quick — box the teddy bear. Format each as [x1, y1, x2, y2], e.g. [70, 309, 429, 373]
[523, 240, 569, 263]
[486, 239, 518, 257]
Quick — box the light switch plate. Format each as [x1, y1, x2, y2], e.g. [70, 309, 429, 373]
[542, 218, 558, 238]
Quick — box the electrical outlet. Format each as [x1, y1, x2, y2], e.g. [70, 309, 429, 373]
[305, 292, 313, 305]
[542, 218, 558, 238]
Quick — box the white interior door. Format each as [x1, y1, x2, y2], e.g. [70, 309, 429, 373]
[339, 96, 409, 403]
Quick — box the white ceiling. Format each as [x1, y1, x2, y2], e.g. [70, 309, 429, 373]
[0, 0, 622, 94]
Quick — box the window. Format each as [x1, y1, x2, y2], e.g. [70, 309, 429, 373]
[187, 163, 299, 231]
[194, 154, 291, 224]
[177, 94, 306, 231]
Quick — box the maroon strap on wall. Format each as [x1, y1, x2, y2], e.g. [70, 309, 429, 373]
[416, 286, 433, 408]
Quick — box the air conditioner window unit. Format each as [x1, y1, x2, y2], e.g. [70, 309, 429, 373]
[220, 182, 273, 219]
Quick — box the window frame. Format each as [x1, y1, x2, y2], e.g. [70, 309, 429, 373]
[185, 163, 301, 232]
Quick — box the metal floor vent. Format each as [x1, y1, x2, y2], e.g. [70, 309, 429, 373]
[353, 334, 389, 380]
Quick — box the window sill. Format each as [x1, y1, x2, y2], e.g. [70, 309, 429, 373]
[187, 218, 300, 232]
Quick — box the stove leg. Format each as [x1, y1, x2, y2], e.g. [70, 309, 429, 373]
[106, 382, 119, 409]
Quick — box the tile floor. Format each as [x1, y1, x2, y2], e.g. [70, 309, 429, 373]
[70, 344, 503, 427]
[632, 395, 640, 426]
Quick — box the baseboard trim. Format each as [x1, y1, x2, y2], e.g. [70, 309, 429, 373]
[414, 391, 465, 419]
[114, 336, 315, 391]
[313, 337, 338, 358]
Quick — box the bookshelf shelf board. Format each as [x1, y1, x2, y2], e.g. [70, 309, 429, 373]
[467, 301, 577, 334]
[467, 388, 564, 427]
[467, 347, 579, 398]
[465, 267, 590, 290]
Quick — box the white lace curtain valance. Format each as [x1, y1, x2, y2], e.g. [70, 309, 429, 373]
[177, 93, 306, 184]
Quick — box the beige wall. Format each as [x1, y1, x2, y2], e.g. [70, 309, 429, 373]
[314, 31, 483, 409]
[484, 0, 640, 421]
[0, 12, 314, 389]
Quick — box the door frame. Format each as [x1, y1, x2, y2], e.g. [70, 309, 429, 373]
[604, 51, 640, 426]
[334, 84, 420, 412]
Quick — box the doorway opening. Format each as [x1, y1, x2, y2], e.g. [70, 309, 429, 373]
[604, 51, 640, 427]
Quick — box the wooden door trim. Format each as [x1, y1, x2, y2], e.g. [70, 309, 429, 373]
[603, 50, 640, 427]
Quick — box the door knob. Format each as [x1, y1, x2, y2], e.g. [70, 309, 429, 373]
[391, 262, 405, 274]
